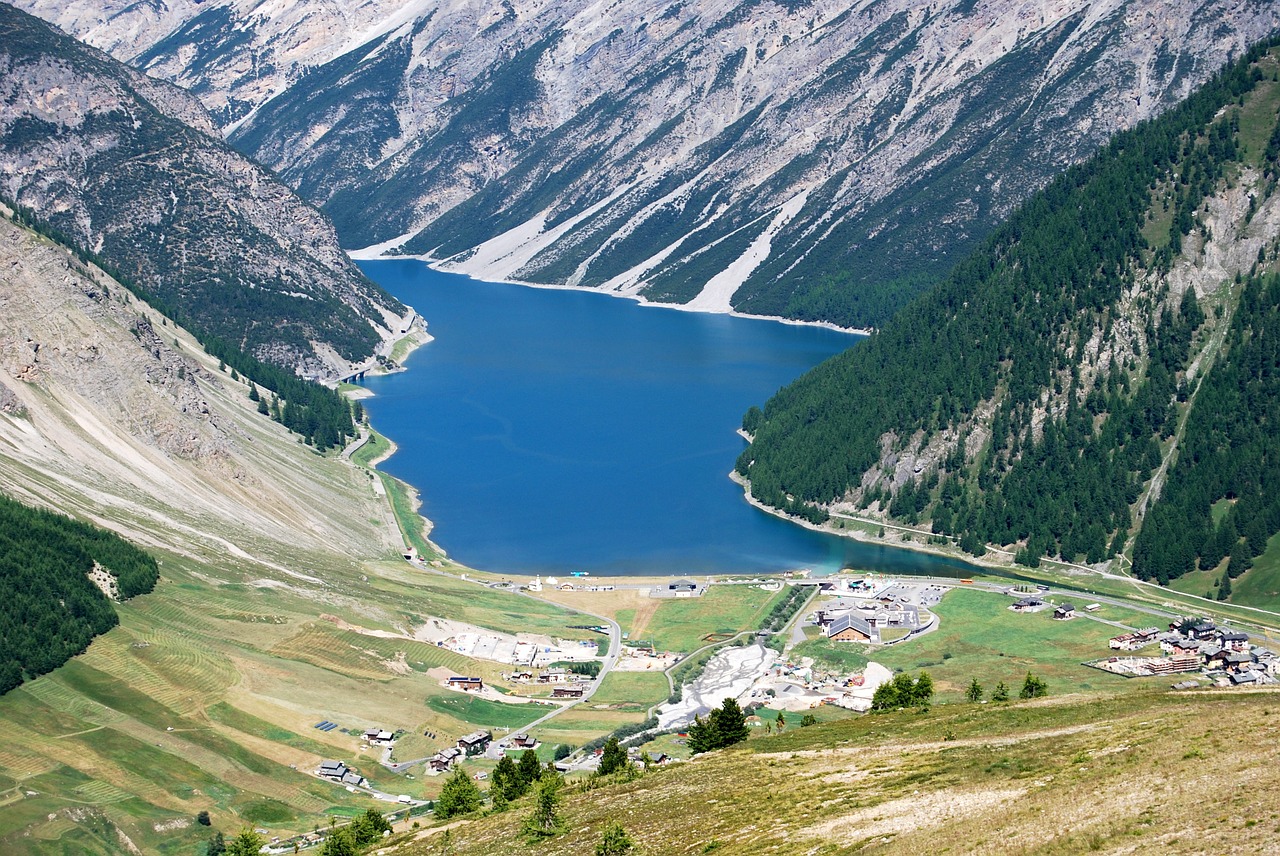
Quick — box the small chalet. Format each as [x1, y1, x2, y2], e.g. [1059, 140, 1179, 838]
[1053, 603, 1076, 620]
[363, 728, 394, 746]
[537, 668, 569, 684]
[457, 731, 492, 754]
[1189, 621, 1217, 640]
[341, 771, 366, 787]
[509, 733, 538, 750]
[552, 685, 585, 699]
[318, 760, 348, 780]
[1225, 651, 1255, 671]
[429, 747, 462, 773]
[447, 676, 484, 692]
[825, 613, 880, 644]
[1009, 597, 1044, 612]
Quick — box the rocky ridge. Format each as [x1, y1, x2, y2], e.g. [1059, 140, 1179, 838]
[14, 0, 1280, 328]
[0, 4, 410, 377]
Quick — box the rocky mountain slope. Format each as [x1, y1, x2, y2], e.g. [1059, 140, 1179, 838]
[736, 39, 1280, 600]
[13, 0, 1280, 328]
[0, 208, 400, 568]
[0, 4, 410, 378]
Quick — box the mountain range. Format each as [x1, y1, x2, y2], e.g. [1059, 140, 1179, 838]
[14, 0, 1280, 328]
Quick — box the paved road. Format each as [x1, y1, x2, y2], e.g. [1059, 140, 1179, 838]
[511, 587, 623, 733]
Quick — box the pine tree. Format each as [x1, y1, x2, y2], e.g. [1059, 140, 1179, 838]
[595, 821, 636, 855]
[1019, 672, 1048, 699]
[516, 748, 542, 789]
[522, 775, 565, 840]
[965, 678, 984, 703]
[225, 829, 265, 856]
[491, 755, 522, 804]
[992, 682, 1010, 702]
[710, 698, 751, 748]
[686, 713, 717, 754]
[319, 829, 358, 856]
[435, 768, 482, 819]
[598, 736, 627, 775]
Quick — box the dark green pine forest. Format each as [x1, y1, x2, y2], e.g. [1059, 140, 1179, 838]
[739, 36, 1280, 594]
[0, 493, 159, 694]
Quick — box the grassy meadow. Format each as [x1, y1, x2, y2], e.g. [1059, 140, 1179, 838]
[388, 688, 1280, 856]
[637, 585, 785, 652]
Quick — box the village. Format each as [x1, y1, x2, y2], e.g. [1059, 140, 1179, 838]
[279, 569, 1280, 855]
[1092, 619, 1277, 686]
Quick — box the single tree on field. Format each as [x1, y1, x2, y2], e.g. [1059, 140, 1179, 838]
[596, 821, 636, 855]
[966, 678, 984, 703]
[1020, 672, 1048, 699]
[522, 775, 566, 840]
[435, 768, 483, 819]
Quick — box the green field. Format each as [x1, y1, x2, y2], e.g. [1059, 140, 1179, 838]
[640, 585, 784, 652]
[582, 671, 670, 713]
[424, 695, 546, 731]
[379, 472, 438, 559]
[1227, 532, 1280, 611]
[350, 428, 391, 468]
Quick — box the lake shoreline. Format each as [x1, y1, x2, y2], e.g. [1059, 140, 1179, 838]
[348, 248, 872, 337]
[728, 470, 996, 577]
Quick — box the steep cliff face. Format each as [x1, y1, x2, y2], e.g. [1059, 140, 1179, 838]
[15, 0, 1280, 328]
[0, 4, 409, 378]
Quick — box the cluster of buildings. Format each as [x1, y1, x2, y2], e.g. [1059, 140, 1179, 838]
[504, 666, 594, 698]
[427, 730, 541, 775]
[817, 597, 927, 644]
[1093, 620, 1277, 684]
[317, 760, 366, 788]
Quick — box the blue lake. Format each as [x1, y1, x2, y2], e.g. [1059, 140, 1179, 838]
[358, 260, 980, 578]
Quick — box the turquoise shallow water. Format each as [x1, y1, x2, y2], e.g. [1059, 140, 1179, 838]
[357, 260, 980, 578]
